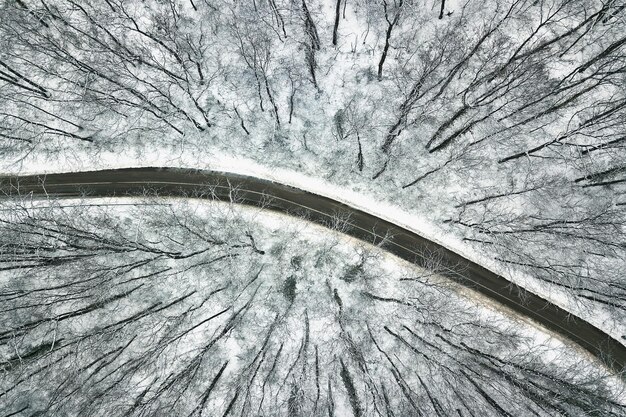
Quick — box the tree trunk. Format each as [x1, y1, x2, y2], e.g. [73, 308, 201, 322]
[332, 0, 342, 46]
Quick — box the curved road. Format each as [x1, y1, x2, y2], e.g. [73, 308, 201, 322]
[1, 167, 624, 376]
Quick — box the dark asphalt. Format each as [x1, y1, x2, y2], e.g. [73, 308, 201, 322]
[1, 167, 624, 376]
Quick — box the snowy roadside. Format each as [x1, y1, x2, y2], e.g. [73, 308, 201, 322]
[4, 149, 624, 344]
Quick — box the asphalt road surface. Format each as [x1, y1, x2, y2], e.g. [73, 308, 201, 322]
[1, 167, 624, 376]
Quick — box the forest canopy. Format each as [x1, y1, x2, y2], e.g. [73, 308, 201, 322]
[1, 0, 626, 415]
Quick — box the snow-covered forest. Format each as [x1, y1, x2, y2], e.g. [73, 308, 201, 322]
[0, 199, 623, 416]
[1, 0, 626, 415]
